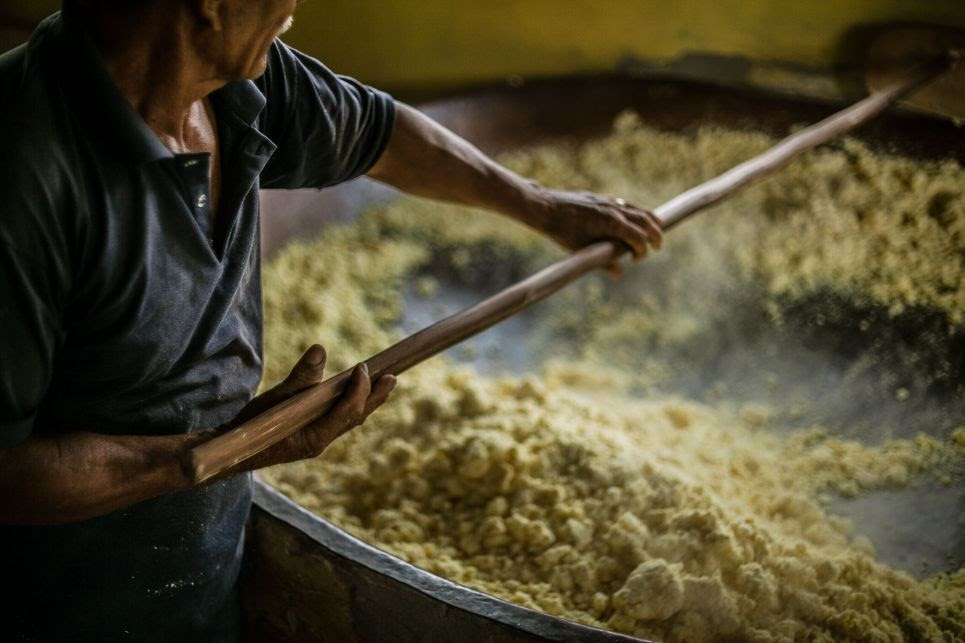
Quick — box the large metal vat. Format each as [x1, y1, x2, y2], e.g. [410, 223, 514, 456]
[245, 75, 963, 641]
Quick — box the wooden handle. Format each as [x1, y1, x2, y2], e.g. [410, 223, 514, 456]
[188, 70, 934, 483]
[189, 241, 620, 482]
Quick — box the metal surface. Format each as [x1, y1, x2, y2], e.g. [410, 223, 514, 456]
[243, 481, 651, 643]
[865, 25, 965, 120]
[251, 76, 964, 638]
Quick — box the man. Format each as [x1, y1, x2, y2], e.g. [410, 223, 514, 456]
[0, 0, 661, 639]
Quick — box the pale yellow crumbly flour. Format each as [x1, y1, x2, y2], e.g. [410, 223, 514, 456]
[261, 115, 964, 642]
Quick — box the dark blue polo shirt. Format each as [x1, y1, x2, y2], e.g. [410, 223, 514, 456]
[0, 9, 394, 641]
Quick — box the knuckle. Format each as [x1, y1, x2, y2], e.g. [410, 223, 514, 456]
[294, 431, 324, 459]
[337, 397, 366, 426]
[344, 409, 364, 428]
[283, 367, 302, 386]
[628, 226, 647, 247]
[351, 397, 367, 418]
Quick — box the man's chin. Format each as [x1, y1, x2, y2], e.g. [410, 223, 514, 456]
[278, 15, 294, 37]
[241, 56, 271, 81]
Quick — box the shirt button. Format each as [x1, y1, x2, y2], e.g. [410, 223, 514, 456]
[196, 194, 208, 209]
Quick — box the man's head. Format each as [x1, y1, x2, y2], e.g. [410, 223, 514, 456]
[71, 0, 300, 81]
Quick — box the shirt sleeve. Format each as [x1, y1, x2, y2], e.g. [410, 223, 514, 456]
[0, 156, 70, 447]
[256, 40, 396, 190]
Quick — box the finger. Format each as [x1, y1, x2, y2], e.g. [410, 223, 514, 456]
[605, 259, 624, 279]
[233, 345, 327, 422]
[602, 197, 650, 260]
[360, 375, 397, 422]
[609, 214, 650, 261]
[278, 344, 327, 395]
[330, 363, 371, 429]
[626, 208, 664, 251]
[296, 363, 373, 456]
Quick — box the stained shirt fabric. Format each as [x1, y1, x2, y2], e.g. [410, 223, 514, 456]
[0, 8, 394, 641]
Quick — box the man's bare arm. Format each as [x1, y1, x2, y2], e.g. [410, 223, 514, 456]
[0, 430, 198, 525]
[367, 102, 662, 273]
[0, 346, 394, 526]
[367, 103, 546, 225]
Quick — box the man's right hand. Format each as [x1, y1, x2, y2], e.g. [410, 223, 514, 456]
[226, 344, 397, 469]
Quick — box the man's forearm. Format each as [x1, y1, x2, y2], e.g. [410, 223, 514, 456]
[367, 102, 551, 229]
[0, 430, 204, 525]
[366, 101, 663, 273]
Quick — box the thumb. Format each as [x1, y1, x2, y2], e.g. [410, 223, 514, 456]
[279, 344, 327, 395]
[228, 345, 327, 426]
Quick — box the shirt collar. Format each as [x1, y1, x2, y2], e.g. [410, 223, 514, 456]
[210, 79, 268, 131]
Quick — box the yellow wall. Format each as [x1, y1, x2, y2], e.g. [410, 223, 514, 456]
[2, 0, 963, 95]
[282, 0, 965, 91]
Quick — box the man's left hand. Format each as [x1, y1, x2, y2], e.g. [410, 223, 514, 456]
[531, 187, 663, 277]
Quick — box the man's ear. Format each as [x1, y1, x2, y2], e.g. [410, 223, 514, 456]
[196, 0, 226, 31]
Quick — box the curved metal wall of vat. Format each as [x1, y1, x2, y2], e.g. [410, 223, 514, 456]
[243, 481, 650, 642]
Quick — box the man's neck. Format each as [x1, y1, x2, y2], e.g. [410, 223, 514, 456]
[85, 7, 226, 146]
